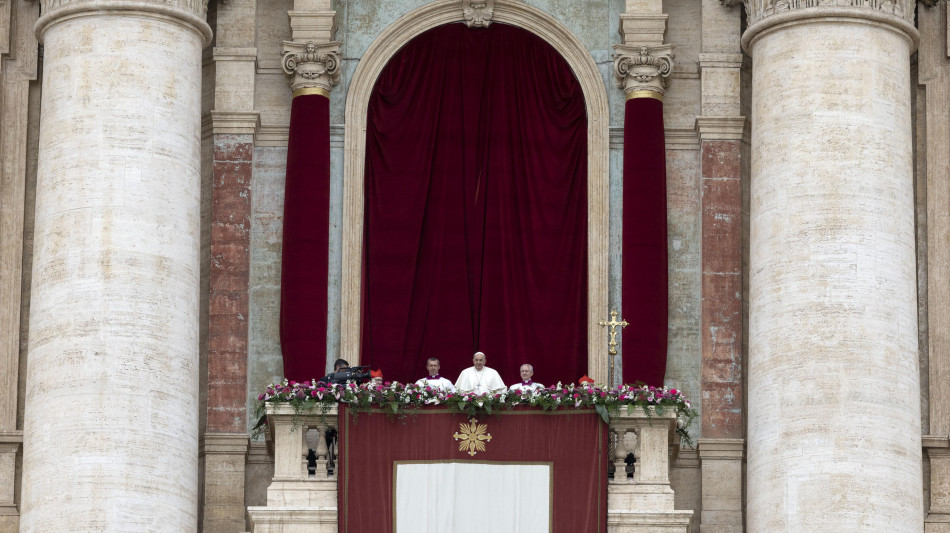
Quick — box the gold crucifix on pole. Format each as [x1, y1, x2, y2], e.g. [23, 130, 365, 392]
[600, 309, 630, 387]
[599, 309, 629, 356]
[600, 310, 628, 386]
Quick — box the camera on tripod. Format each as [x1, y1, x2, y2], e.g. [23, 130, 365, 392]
[324, 365, 371, 385]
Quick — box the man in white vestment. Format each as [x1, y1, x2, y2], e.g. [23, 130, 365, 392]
[414, 357, 455, 391]
[508, 364, 543, 392]
[454, 352, 506, 394]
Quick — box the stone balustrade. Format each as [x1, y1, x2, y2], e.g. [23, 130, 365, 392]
[247, 404, 339, 533]
[607, 406, 693, 532]
[247, 403, 692, 532]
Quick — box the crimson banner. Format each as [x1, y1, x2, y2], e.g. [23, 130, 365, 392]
[280, 93, 331, 382]
[621, 95, 668, 386]
[339, 407, 607, 532]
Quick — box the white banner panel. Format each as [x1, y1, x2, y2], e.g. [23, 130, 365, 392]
[394, 461, 552, 533]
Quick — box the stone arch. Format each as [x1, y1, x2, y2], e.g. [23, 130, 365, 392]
[340, 0, 610, 382]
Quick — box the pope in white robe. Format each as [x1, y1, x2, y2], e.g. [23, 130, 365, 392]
[414, 357, 456, 392]
[455, 352, 506, 394]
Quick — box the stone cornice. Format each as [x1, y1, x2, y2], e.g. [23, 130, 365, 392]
[695, 116, 746, 142]
[210, 110, 261, 135]
[721, 0, 915, 25]
[281, 40, 341, 93]
[212, 46, 257, 62]
[612, 43, 674, 96]
[698, 52, 743, 70]
[199, 433, 250, 456]
[697, 438, 745, 460]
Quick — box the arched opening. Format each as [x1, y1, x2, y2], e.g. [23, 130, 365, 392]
[341, 0, 609, 382]
[360, 22, 587, 385]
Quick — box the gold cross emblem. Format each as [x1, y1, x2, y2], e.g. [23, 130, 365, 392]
[453, 418, 493, 456]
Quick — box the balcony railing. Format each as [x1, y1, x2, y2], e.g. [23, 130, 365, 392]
[248, 403, 692, 532]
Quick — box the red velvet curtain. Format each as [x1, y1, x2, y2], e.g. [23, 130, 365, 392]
[338, 407, 608, 532]
[621, 96, 668, 386]
[280, 93, 331, 382]
[362, 23, 588, 386]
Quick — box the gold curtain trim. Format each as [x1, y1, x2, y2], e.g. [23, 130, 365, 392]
[626, 90, 663, 102]
[293, 87, 330, 99]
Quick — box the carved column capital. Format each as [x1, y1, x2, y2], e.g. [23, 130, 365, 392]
[612, 44, 674, 97]
[281, 40, 342, 95]
[462, 0, 493, 28]
[720, 0, 915, 25]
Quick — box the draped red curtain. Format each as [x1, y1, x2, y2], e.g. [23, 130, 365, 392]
[280, 93, 331, 382]
[361, 23, 588, 386]
[621, 96, 668, 386]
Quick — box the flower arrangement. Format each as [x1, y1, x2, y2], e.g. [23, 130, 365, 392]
[254, 379, 697, 446]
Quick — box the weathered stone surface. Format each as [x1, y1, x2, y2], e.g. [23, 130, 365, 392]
[21, 6, 209, 531]
[208, 134, 253, 433]
[745, 8, 922, 531]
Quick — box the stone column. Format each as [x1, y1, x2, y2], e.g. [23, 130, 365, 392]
[918, 1, 950, 531]
[726, 1, 922, 530]
[0, 0, 39, 528]
[201, 0, 259, 529]
[21, 0, 211, 530]
[696, 1, 745, 531]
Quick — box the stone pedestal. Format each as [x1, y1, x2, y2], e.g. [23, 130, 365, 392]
[739, 3, 923, 531]
[20, 0, 211, 530]
[608, 407, 693, 532]
[698, 438, 744, 533]
[0, 431, 20, 533]
[926, 436, 950, 533]
[201, 433, 250, 533]
[247, 404, 339, 533]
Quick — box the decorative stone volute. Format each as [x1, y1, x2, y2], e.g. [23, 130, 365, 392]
[462, 0, 493, 28]
[612, 44, 673, 96]
[281, 40, 342, 93]
[720, 0, 915, 25]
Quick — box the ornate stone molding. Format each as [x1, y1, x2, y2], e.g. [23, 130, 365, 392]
[721, 0, 915, 25]
[34, 0, 212, 45]
[612, 44, 673, 96]
[462, 0, 493, 28]
[38, 0, 208, 20]
[281, 40, 342, 93]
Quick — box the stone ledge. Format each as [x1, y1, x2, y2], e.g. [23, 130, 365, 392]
[200, 433, 250, 456]
[695, 116, 746, 142]
[0, 432, 22, 444]
[698, 53, 743, 69]
[213, 47, 258, 61]
[697, 437, 745, 460]
[210, 110, 261, 135]
[924, 435, 950, 448]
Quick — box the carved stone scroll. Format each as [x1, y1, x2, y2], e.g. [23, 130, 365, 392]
[281, 40, 342, 93]
[612, 44, 674, 96]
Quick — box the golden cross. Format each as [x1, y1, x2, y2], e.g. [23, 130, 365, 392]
[599, 309, 628, 356]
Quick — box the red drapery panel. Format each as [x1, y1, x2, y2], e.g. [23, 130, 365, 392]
[338, 407, 607, 532]
[362, 23, 588, 386]
[621, 96, 668, 386]
[280, 93, 332, 382]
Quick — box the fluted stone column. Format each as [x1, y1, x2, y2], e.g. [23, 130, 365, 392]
[21, 0, 211, 530]
[727, 1, 923, 530]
